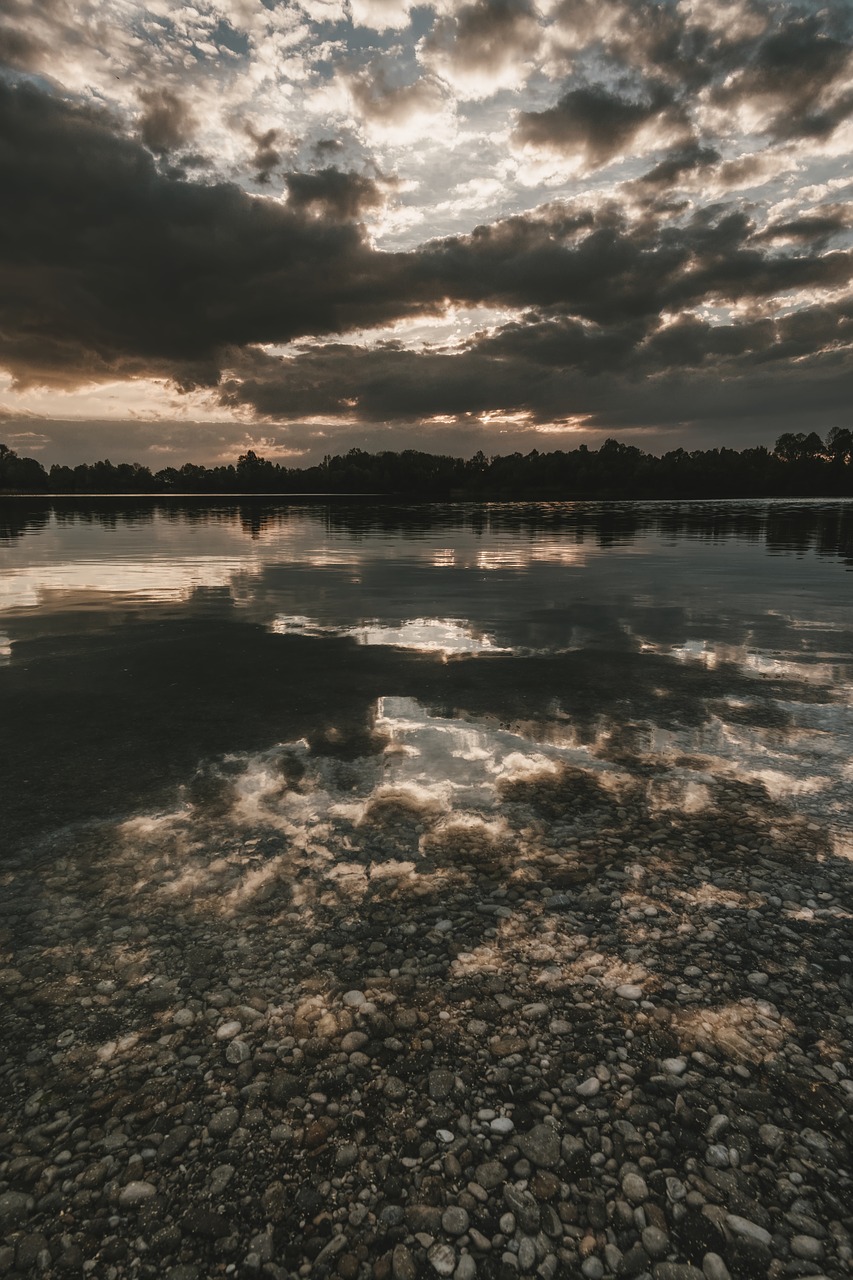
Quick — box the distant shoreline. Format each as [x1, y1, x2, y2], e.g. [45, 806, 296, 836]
[3, 432, 852, 501]
[3, 491, 853, 503]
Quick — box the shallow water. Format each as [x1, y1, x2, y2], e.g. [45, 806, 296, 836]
[1, 498, 853, 860]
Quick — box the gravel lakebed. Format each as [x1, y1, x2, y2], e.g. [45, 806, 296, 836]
[1, 751, 852, 1280]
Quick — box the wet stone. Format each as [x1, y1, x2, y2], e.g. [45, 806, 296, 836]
[429, 1069, 456, 1101]
[791, 1236, 824, 1263]
[442, 1207, 470, 1236]
[622, 1173, 649, 1205]
[0, 1192, 30, 1231]
[519, 1238, 539, 1272]
[208, 1106, 240, 1137]
[225, 1038, 251, 1064]
[118, 1181, 157, 1208]
[725, 1216, 771, 1247]
[654, 1267, 705, 1280]
[516, 1124, 561, 1170]
[455, 1255, 477, 1280]
[701, 1254, 731, 1280]
[429, 1243, 458, 1276]
[476, 1161, 508, 1191]
[393, 1245, 417, 1280]
[642, 1227, 670, 1260]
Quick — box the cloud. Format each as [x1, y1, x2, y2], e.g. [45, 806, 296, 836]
[284, 167, 388, 219]
[345, 60, 449, 133]
[0, 80, 421, 389]
[421, 0, 542, 98]
[754, 210, 852, 245]
[514, 80, 688, 170]
[244, 123, 283, 183]
[349, 0, 415, 32]
[706, 15, 853, 140]
[214, 284, 853, 433]
[138, 87, 197, 154]
[635, 142, 721, 189]
[2, 73, 852, 446]
[0, 17, 45, 71]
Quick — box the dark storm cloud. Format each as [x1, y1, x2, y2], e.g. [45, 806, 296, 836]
[216, 288, 853, 425]
[0, 79, 431, 388]
[138, 88, 197, 154]
[1, 74, 852, 424]
[514, 81, 685, 167]
[210, 314, 853, 452]
[414, 203, 853, 325]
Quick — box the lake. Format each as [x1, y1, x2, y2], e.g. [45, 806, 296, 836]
[1, 498, 852, 1277]
[2, 498, 852, 860]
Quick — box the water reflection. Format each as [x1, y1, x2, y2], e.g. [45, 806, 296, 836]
[1, 498, 852, 855]
[271, 617, 506, 655]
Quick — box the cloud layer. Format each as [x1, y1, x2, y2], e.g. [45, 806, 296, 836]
[0, 0, 852, 455]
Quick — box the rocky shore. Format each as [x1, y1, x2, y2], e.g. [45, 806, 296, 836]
[1, 758, 852, 1280]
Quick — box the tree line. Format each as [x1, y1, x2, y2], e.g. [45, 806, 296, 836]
[1, 430, 852, 499]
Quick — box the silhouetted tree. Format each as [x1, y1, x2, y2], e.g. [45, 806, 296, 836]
[0, 443, 48, 490]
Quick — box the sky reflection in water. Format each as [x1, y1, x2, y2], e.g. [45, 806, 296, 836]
[1, 499, 852, 858]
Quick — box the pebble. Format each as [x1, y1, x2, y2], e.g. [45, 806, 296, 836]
[428, 1242, 458, 1276]
[209, 1165, 235, 1195]
[2, 710, 851, 1280]
[225, 1039, 251, 1064]
[642, 1227, 670, 1259]
[429, 1068, 456, 1100]
[454, 1255, 477, 1280]
[758, 1123, 783, 1149]
[118, 1181, 157, 1207]
[215, 1020, 241, 1040]
[393, 1244, 417, 1280]
[442, 1207, 470, 1236]
[208, 1106, 240, 1137]
[791, 1235, 824, 1262]
[0, 1192, 31, 1231]
[622, 1173, 649, 1205]
[725, 1216, 772, 1247]
[490, 1116, 514, 1135]
[701, 1254, 731, 1280]
[341, 1030, 369, 1052]
[654, 1266, 705, 1280]
[516, 1123, 561, 1169]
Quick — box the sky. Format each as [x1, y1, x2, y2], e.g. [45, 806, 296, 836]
[0, 0, 852, 468]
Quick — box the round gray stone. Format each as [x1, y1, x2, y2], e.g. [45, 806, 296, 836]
[442, 1207, 470, 1236]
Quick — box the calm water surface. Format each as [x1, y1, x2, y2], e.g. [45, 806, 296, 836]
[2, 498, 852, 862]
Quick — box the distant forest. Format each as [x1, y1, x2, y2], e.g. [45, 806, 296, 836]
[2, 429, 852, 499]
